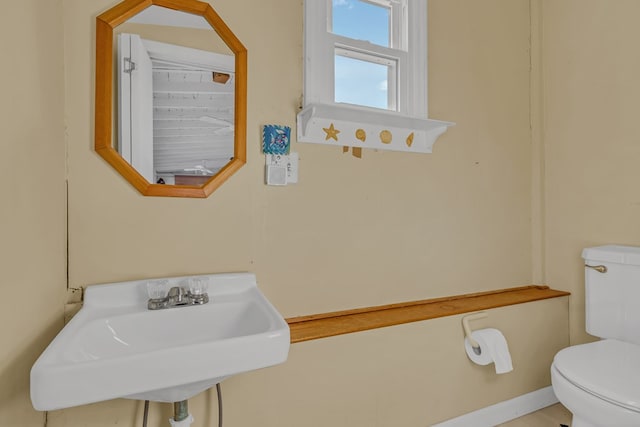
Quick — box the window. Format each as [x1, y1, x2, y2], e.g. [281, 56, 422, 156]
[303, 0, 426, 116]
[298, 0, 453, 153]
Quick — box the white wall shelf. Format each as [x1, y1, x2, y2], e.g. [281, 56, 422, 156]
[297, 103, 454, 154]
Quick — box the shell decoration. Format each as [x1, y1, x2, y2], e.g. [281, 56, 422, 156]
[406, 132, 414, 147]
[380, 130, 392, 144]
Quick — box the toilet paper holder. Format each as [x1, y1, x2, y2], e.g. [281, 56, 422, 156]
[462, 311, 488, 355]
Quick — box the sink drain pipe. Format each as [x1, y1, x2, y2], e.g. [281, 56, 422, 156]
[142, 384, 223, 427]
[169, 400, 194, 426]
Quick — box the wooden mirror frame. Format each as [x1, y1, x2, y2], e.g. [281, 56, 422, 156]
[95, 0, 247, 198]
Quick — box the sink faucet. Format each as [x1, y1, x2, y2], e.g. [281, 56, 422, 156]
[168, 286, 187, 305]
[148, 285, 209, 310]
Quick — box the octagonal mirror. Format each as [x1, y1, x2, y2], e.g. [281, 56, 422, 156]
[95, 0, 246, 197]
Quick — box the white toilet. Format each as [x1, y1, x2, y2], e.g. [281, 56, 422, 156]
[551, 245, 640, 427]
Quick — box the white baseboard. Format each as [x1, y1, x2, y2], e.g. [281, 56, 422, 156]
[431, 386, 559, 427]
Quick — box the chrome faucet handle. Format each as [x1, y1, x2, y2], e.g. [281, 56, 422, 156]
[189, 292, 209, 305]
[147, 279, 170, 299]
[188, 277, 208, 295]
[147, 280, 170, 310]
[188, 277, 209, 305]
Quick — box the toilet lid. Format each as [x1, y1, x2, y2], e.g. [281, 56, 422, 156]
[554, 339, 640, 412]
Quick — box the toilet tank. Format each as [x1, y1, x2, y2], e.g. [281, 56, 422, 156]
[583, 245, 640, 344]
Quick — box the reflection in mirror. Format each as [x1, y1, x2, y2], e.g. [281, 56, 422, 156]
[95, 0, 247, 198]
[117, 32, 235, 185]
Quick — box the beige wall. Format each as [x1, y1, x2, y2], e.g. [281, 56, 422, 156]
[67, 0, 533, 315]
[0, 0, 587, 425]
[541, 0, 640, 344]
[0, 1, 67, 426]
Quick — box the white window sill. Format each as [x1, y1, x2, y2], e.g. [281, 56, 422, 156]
[297, 103, 454, 154]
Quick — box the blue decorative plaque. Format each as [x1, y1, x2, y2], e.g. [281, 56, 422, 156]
[262, 125, 291, 155]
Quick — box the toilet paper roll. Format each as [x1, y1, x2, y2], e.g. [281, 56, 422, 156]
[464, 328, 513, 374]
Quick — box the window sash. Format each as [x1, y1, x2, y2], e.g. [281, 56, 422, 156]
[329, 0, 400, 49]
[303, 0, 426, 117]
[334, 46, 398, 111]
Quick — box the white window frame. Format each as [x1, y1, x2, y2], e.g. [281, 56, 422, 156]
[303, 0, 427, 117]
[298, 0, 453, 153]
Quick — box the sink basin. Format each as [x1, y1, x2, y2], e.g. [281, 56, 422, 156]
[31, 273, 290, 411]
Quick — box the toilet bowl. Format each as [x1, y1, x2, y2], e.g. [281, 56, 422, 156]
[552, 245, 640, 426]
[552, 339, 640, 427]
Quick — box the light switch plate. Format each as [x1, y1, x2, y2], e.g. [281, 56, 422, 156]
[265, 153, 298, 186]
[287, 152, 299, 184]
[265, 164, 287, 186]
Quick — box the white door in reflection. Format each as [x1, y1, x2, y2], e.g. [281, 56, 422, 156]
[118, 33, 154, 182]
[117, 33, 235, 185]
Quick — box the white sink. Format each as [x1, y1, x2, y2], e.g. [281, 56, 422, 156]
[31, 273, 290, 411]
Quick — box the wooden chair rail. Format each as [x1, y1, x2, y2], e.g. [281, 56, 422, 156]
[286, 285, 570, 343]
